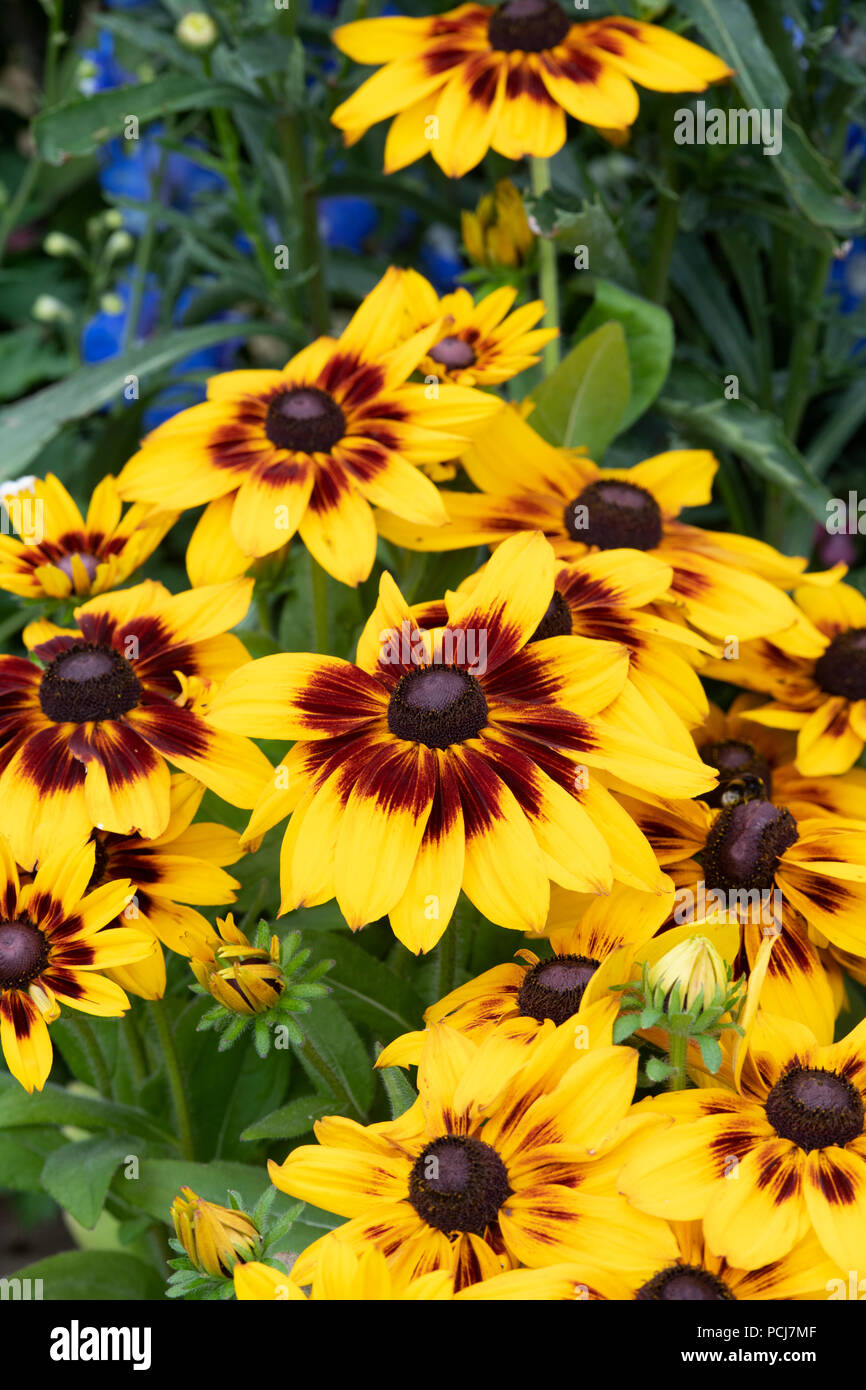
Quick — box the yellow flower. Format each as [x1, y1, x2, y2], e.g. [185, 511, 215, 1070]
[462, 179, 533, 269]
[190, 914, 284, 1015]
[332, 5, 733, 177]
[171, 1187, 258, 1277]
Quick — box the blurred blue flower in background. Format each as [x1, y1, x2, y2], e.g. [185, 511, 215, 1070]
[419, 224, 464, 293]
[81, 276, 240, 430]
[829, 238, 866, 315]
[98, 126, 226, 234]
[318, 196, 379, 254]
[77, 31, 132, 95]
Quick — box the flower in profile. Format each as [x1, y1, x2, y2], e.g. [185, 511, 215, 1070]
[207, 532, 714, 951]
[116, 268, 501, 588]
[0, 578, 273, 867]
[704, 582, 866, 776]
[0, 837, 152, 1092]
[462, 179, 533, 270]
[171, 1188, 258, 1278]
[85, 774, 242, 1001]
[647, 934, 730, 1013]
[619, 1012, 866, 1272]
[377, 406, 842, 641]
[0, 474, 175, 601]
[331, 5, 733, 176]
[191, 914, 285, 1017]
[271, 1022, 678, 1290]
[394, 269, 557, 387]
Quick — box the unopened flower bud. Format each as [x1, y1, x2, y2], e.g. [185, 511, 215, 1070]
[105, 229, 134, 260]
[190, 914, 284, 1015]
[43, 231, 82, 258]
[176, 12, 219, 51]
[649, 935, 728, 1013]
[32, 294, 72, 324]
[171, 1188, 258, 1277]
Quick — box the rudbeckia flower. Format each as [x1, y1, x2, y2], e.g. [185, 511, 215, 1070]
[618, 784, 866, 1041]
[0, 578, 273, 867]
[619, 1012, 866, 1271]
[0, 474, 175, 600]
[116, 268, 501, 588]
[625, 1224, 842, 1300]
[171, 1187, 259, 1277]
[394, 269, 557, 387]
[461, 178, 534, 270]
[85, 774, 242, 1000]
[0, 836, 153, 1092]
[704, 582, 866, 776]
[376, 405, 841, 640]
[270, 1022, 678, 1290]
[207, 532, 715, 950]
[377, 882, 673, 1068]
[234, 1241, 453, 1301]
[331, 5, 733, 177]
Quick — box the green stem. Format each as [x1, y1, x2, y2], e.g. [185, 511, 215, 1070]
[298, 1036, 363, 1122]
[781, 246, 834, 443]
[646, 168, 679, 305]
[67, 1018, 113, 1098]
[149, 1001, 196, 1161]
[277, 114, 329, 336]
[667, 1029, 689, 1091]
[310, 554, 330, 654]
[121, 1012, 149, 1088]
[529, 157, 561, 372]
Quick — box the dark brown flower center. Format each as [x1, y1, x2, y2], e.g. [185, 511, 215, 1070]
[264, 387, 345, 454]
[488, 0, 571, 52]
[387, 665, 488, 749]
[429, 335, 476, 370]
[39, 643, 142, 724]
[814, 628, 866, 701]
[765, 1066, 864, 1152]
[529, 589, 573, 642]
[565, 480, 664, 551]
[0, 919, 49, 990]
[636, 1265, 735, 1301]
[702, 800, 798, 895]
[517, 954, 599, 1024]
[700, 739, 771, 810]
[56, 552, 100, 583]
[408, 1135, 511, 1235]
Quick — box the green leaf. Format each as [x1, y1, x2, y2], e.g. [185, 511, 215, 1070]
[578, 280, 674, 431]
[547, 196, 638, 289]
[644, 1056, 675, 1082]
[659, 388, 831, 521]
[378, 1064, 417, 1120]
[0, 1126, 66, 1191]
[241, 1095, 335, 1142]
[675, 0, 862, 233]
[306, 933, 424, 1038]
[299, 998, 376, 1118]
[33, 76, 257, 163]
[112, 1158, 286, 1223]
[0, 1076, 172, 1144]
[528, 322, 631, 458]
[41, 1137, 131, 1229]
[0, 322, 267, 476]
[5, 1250, 163, 1301]
[697, 1035, 724, 1074]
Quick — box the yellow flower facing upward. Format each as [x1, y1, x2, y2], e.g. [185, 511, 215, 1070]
[171, 1187, 259, 1277]
[332, 4, 733, 177]
[0, 473, 175, 600]
[116, 268, 501, 589]
[462, 179, 533, 270]
[395, 268, 557, 387]
[190, 914, 284, 1015]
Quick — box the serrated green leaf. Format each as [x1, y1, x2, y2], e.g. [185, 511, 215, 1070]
[378, 1064, 417, 1120]
[528, 321, 631, 458]
[240, 1095, 334, 1142]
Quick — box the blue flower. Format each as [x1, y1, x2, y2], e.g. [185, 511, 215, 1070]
[78, 31, 133, 95]
[419, 224, 464, 293]
[318, 196, 379, 254]
[98, 125, 225, 233]
[829, 237, 866, 315]
[80, 275, 161, 365]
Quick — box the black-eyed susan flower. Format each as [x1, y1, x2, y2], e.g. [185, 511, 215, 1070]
[395, 269, 557, 387]
[627, 1224, 842, 1300]
[0, 578, 273, 867]
[0, 474, 175, 601]
[618, 785, 866, 1041]
[171, 1187, 258, 1278]
[462, 179, 533, 270]
[619, 1012, 866, 1272]
[191, 914, 285, 1018]
[331, 5, 733, 177]
[0, 836, 153, 1092]
[377, 882, 673, 1070]
[376, 405, 841, 641]
[234, 1239, 453, 1301]
[85, 773, 242, 1001]
[705, 582, 866, 777]
[207, 532, 715, 951]
[116, 269, 501, 589]
[271, 1022, 679, 1290]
